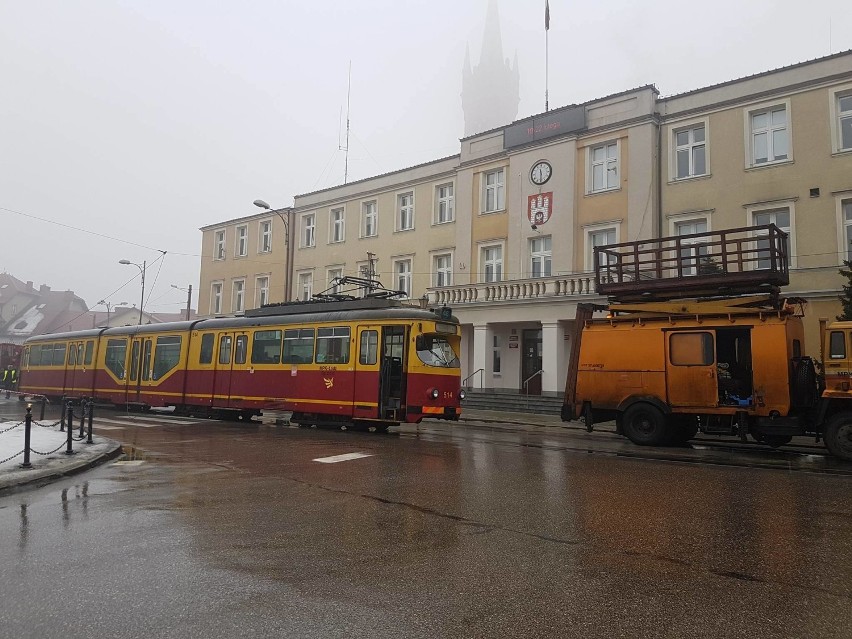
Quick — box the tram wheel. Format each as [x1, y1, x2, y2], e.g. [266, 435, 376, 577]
[824, 415, 852, 461]
[622, 403, 669, 446]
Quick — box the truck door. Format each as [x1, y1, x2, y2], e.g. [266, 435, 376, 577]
[824, 328, 852, 393]
[666, 330, 718, 407]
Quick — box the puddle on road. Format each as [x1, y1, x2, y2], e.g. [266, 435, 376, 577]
[115, 445, 166, 464]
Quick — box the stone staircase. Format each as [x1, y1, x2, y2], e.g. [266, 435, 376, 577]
[461, 389, 564, 415]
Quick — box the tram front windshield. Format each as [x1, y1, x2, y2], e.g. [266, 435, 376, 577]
[416, 334, 460, 368]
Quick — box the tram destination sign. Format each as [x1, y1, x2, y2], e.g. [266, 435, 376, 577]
[503, 105, 585, 149]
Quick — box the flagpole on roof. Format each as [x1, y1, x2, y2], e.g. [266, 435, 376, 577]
[545, 0, 550, 111]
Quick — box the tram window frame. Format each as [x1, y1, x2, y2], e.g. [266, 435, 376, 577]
[153, 336, 182, 379]
[68, 344, 77, 366]
[316, 327, 350, 364]
[130, 341, 140, 381]
[282, 328, 314, 364]
[105, 339, 128, 379]
[52, 343, 67, 366]
[28, 345, 40, 366]
[359, 330, 378, 365]
[141, 340, 153, 381]
[251, 330, 282, 365]
[219, 335, 233, 365]
[199, 333, 215, 365]
[235, 335, 248, 364]
[829, 331, 846, 359]
[84, 340, 94, 366]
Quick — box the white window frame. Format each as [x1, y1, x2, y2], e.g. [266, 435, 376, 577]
[297, 271, 313, 301]
[435, 182, 455, 224]
[479, 242, 504, 283]
[745, 200, 796, 270]
[670, 119, 709, 181]
[481, 168, 505, 214]
[744, 99, 792, 168]
[835, 193, 852, 264]
[392, 257, 413, 297]
[327, 267, 344, 294]
[432, 252, 453, 287]
[529, 235, 552, 278]
[255, 275, 270, 308]
[830, 84, 852, 154]
[361, 200, 378, 238]
[329, 207, 345, 244]
[397, 192, 415, 231]
[258, 220, 272, 254]
[214, 230, 226, 261]
[674, 218, 709, 277]
[586, 140, 620, 193]
[300, 213, 316, 248]
[210, 281, 223, 315]
[583, 221, 621, 272]
[235, 225, 248, 258]
[232, 279, 245, 313]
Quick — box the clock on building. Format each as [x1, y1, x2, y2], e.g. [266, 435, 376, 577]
[530, 161, 552, 185]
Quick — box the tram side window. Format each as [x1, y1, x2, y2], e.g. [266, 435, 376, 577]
[316, 327, 350, 364]
[283, 329, 314, 364]
[359, 330, 378, 365]
[219, 335, 232, 364]
[52, 343, 67, 366]
[670, 332, 714, 366]
[199, 333, 214, 365]
[68, 344, 77, 366]
[142, 340, 153, 381]
[153, 336, 182, 379]
[235, 335, 248, 364]
[22, 346, 29, 368]
[84, 340, 94, 365]
[252, 330, 282, 364]
[829, 332, 846, 359]
[105, 339, 128, 379]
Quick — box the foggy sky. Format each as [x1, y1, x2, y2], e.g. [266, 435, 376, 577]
[1, 0, 850, 314]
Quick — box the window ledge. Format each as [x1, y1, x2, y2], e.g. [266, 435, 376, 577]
[433, 219, 455, 226]
[745, 159, 794, 172]
[359, 234, 378, 240]
[831, 148, 852, 158]
[394, 228, 415, 234]
[479, 208, 506, 216]
[584, 187, 622, 198]
[668, 173, 712, 185]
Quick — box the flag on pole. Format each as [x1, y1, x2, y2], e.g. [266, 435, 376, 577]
[545, 0, 550, 31]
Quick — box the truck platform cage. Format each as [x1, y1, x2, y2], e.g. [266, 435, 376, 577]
[594, 224, 789, 302]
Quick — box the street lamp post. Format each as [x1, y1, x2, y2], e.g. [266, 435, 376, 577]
[171, 284, 193, 321]
[119, 259, 146, 325]
[254, 199, 293, 302]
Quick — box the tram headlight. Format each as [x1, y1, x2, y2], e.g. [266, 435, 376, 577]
[428, 388, 440, 400]
[458, 389, 466, 400]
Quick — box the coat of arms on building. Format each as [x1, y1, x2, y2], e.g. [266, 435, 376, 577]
[528, 192, 553, 226]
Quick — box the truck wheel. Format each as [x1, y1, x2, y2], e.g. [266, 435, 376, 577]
[824, 415, 852, 461]
[622, 404, 669, 446]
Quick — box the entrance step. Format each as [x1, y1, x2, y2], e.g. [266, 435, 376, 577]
[461, 390, 563, 415]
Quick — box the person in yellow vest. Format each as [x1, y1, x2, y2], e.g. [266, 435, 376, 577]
[2, 366, 10, 398]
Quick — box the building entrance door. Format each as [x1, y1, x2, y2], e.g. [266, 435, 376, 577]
[521, 329, 542, 395]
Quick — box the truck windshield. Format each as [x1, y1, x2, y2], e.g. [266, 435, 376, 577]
[416, 335, 460, 368]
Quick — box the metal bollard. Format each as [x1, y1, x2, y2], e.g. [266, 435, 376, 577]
[79, 401, 86, 438]
[65, 405, 75, 455]
[60, 398, 66, 432]
[39, 397, 46, 421]
[21, 404, 32, 469]
[86, 401, 94, 444]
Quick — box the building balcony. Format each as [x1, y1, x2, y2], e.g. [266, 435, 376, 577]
[425, 272, 597, 307]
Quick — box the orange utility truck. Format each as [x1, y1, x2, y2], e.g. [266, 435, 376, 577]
[561, 224, 852, 461]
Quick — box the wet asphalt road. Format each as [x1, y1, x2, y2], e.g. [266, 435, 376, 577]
[1, 407, 851, 638]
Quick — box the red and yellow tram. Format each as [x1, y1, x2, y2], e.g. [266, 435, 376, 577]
[17, 299, 464, 429]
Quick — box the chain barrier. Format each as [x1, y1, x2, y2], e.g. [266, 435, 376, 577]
[29, 441, 72, 456]
[0, 450, 24, 465]
[0, 421, 25, 435]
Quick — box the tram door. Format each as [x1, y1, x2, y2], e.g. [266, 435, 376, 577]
[64, 341, 84, 394]
[379, 326, 407, 420]
[65, 340, 94, 395]
[127, 336, 154, 402]
[352, 327, 381, 420]
[211, 333, 236, 408]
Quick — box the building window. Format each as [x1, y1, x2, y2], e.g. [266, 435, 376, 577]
[259, 220, 272, 253]
[589, 142, 619, 192]
[433, 253, 453, 287]
[482, 169, 505, 213]
[214, 230, 226, 260]
[481, 244, 503, 283]
[330, 207, 345, 243]
[675, 219, 709, 276]
[210, 282, 223, 315]
[232, 280, 245, 313]
[255, 276, 269, 307]
[838, 92, 852, 152]
[397, 192, 414, 231]
[361, 200, 377, 238]
[301, 213, 315, 248]
[298, 272, 313, 301]
[530, 236, 552, 278]
[674, 125, 706, 179]
[393, 258, 412, 297]
[752, 207, 791, 269]
[492, 334, 501, 374]
[328, 267, 343, 294]
[436, 183, 454, 223]
[749, 105, 788, 165]
[236, 225, 248, 257]
[842, 200, 852, 262]
[586, 226, 617, 271]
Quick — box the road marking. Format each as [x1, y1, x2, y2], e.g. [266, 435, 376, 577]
[313, 452, 373, 464]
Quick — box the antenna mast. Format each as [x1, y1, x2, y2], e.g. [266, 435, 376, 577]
[342, 61, 352, 184]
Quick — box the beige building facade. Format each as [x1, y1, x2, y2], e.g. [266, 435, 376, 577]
[197, 51, 852, 396]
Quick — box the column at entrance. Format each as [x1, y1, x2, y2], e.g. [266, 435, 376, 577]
[472, 324, 488, 390]
[541, 322, 565, 394]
